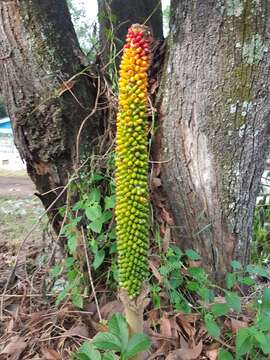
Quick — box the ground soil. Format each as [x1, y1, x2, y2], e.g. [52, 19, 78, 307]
[0, 175, 34, 197]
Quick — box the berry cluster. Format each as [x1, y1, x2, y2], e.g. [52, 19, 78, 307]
[115, 25, 151, 298]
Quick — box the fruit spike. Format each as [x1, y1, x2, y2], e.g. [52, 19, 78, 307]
[115, 24, 151, 299]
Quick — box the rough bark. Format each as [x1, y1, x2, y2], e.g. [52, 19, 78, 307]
[0, 0, 102, 231]
[160, 0, 270, 280]
[98, 0, 163, 66]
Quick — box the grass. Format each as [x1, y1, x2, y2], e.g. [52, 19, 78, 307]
[0, 195, 46, 247]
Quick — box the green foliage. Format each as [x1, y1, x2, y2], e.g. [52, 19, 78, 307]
[230, 289, 270, 359]
[252, 177, 270, 264]
[50, 155, 118, 308]
[149, 241, 270, 359]
[73, 313, 151, 360]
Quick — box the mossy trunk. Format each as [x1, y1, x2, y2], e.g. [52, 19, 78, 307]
[159, 0, 270, 281]
[0, 0, 102, 232]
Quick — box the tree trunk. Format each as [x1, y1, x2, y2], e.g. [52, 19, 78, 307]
[0, 0, 102, 232]
[98, 0, 163, 66]
[159, 0, 270, 280]
[1, 0, 269, 278]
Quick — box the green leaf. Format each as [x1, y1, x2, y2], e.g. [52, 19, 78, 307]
[108, 228, 116, 240]
[76, 341, 101, 360]
[102, 352, 119, 360]
[240, 276, 255, 286]
[91, 174, 104, 182]
[187, 267, 206, 281]
[254, 332, 270, 354]
[211, 303, 229, 317]
[65, 257, 75, 267]
[230, 260, 242, 270]
[73, 354, 91, 360]
[68, 235, 77, 254]
[159, 265, 170, 276]
[262, 288, 270, 302]
[85, 203, 102, 221]
[89, 218, 104, 233]
[185, 249, 201, 260]
[105, 195, 116, 210]
[89, 188, 101, 203]
[170, 272, 183, 289]
[204, 314, 221, 338]
[92, 333, 122, 352]
[186, 281, 200, 292]
[108, 313, 129, 351]
[169, 245, 184, 258]
[218, 348, 234, 360]
[50, 264, 62, 278]
[56, 289, 67, 306]
[226, 273, 237, 290]
[225, 291, 241, 313]
[71, 292, 83, 309]
[236, 327, 252, 357]
[73, 200, 85, 211]
[246, 264, 268, 278]
[125, 333, 151, 359]
[101, 210, 113, 223]
[93, 249, 105, 270]
[198, 287, 214, 303]
[256, 314, 270, 331]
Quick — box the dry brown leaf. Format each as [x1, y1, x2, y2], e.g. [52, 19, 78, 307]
[165, 341, 203, 360]
[149, 260, 163, 283]
[160, 313, 172, 338]
[161, 207, 174, 225]
[162, 226, 171, 253]
[41, 348, 61, 360]
[149, 309, 160, 322]
[179, 334, 189, 349]
[30, 311, 43, 322]
[100, 300, 123, 319]
[1, 336, 27, 356]
[7, 318, 15, 333]
[63, 324, 89, 338]
[176, 313, 200, 323]
[149, 341, 171, 360]
[213, 296, 226, 304]
[188, 260, 202, 268]
[230, 318, 248, 334]
[206, 348, 219, 360]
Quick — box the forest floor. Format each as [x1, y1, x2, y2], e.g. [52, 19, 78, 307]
[0, 173, 117, 359]
[0, 175, 34, 198]
[0, 173, 268, 360]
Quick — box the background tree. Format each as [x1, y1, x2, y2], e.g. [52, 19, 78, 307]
[97, 0, 163, 66]
[67, 0, 98, 57]
[0, 0, 101, 231]
[0, 0, 269, 279]
[159, 0, 270, 280]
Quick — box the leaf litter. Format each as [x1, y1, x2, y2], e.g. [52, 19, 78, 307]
[0, 195, 264, 360]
